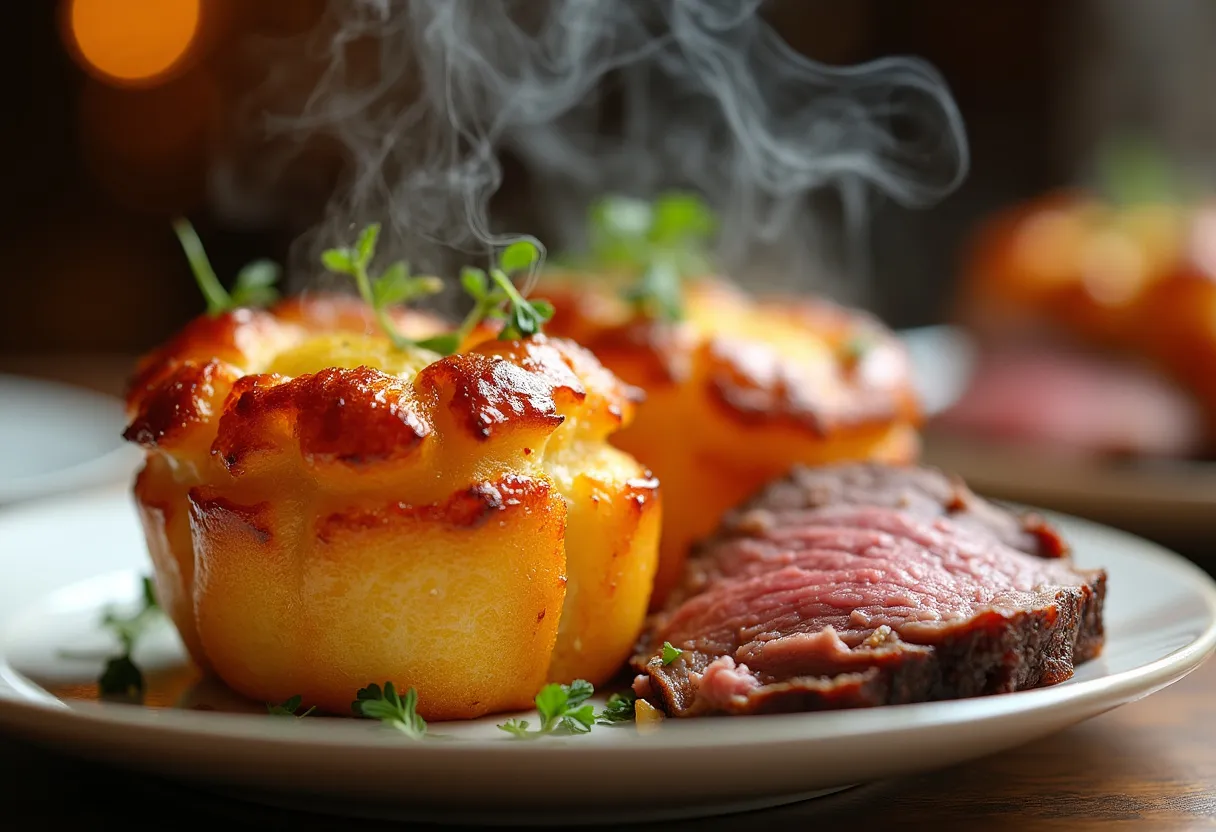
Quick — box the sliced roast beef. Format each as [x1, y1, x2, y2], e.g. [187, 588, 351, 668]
[632, 463, 1106, 717]
[936, 345, 1206, 459]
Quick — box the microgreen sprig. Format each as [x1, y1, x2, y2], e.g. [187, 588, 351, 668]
[173, 219, 281, 316]
[1094, 133, 1183, 208]
[352, 682, 427, 739]
[97, 576, 163, 700]
[596, 691, 637, 725]
[498, 679, 597, 739]
[322, 226, 553, 355]
[661, 641, 684, 666]
[586, 191, 717, 321]
[416, 240, 555, 355]
[267, 695, 316, 718]
[321, 223, 445, 350]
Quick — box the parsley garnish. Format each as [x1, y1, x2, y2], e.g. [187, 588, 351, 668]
[97, 576, 163, 700]
[498, 679, 597, 738]
[416, 240, 555, 355]
[321, 223, 445, 351]
[322, 226, 553, 355]
[98, 655, 144, 701]
[597, 691, 637, 724]
[1095, 133, 1182, 208]
[267, 695, 316, 718]
[173, 219, 281, 316]
[586, 191, 717, 321]
[661, 641, 684, 665]
[351, 682, 427, 739]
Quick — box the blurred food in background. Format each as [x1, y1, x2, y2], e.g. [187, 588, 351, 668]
[942, 138, 1216, 461]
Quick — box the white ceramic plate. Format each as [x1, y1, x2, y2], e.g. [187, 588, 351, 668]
[898, 324, 978, 418]
[0, 375, 142, 505]
[899, 325, 1216, 540]
[0, 487, 1213, 826]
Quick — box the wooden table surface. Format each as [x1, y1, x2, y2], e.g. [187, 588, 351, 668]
[3, 355, 1216, 830]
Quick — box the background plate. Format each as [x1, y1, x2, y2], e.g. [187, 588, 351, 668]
[0, 375, 141, 505]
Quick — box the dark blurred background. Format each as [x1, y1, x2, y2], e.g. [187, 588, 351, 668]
[3, 0, 1098, 357]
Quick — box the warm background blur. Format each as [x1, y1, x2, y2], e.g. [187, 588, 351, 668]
[3, 0, 1142, 357]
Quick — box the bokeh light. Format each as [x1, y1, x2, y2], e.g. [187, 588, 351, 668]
[65, 0, 201, 86]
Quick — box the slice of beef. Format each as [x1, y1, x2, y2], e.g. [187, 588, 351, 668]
[632, 463, 1106, 717]
[935, 345, 1207, 460]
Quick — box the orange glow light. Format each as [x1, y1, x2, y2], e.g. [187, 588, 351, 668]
[66, 0, 201, 86]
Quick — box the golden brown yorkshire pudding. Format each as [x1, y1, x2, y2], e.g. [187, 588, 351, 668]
[123, 293, 660, 719]
[537, 276, 921, 609]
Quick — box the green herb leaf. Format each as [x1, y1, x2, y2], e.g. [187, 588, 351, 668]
[584, 191, 717, 321]
[322, 225, 450, 353]
[321, 248, 355, 273]
[99, 654, 144, 700]
[352, 681, 427, 739]
[534, 683, 569, 726]
[564, 678, 594, 709]
[623, 260, 683, 323]
[372, 262, 410, 304]
[498, 680, 599, 739]
[460, 267, 490, 300]
[650, 192, 717, 245]
[661, 642, 683, 665]
[141, 575, 158, 609]
[415, 333, 462, 355]
[173, 219, 230, 316]
[1096, 134, 1181, 208]
[497, 718, 531, 738]
[101, 576, 163, 652]
[372, 262, 444, 307]
[561, 704, 596, 734]
[489, 267, 554, 341]
[356, 223, 381, 266]
[597, 691, 637, 724]
[499, 240, 541, 274]
[173, 219, 281, 315]
[231, 260, 282, 308]
[267, 694, 315, 717]
[235, 259, 280, 289]
[93, 575, 162, 701]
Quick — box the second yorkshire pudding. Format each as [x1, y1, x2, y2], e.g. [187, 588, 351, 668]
[539, 276, 921, 608]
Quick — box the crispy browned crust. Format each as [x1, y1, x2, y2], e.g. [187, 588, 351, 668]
[126, 295, 438, 404]
[540, 277, 921, 439]
[214, 368, 430, 472]
[123, 294, 642, 465]
[311, 475, 559, 541]
[124, 359, 242, 449]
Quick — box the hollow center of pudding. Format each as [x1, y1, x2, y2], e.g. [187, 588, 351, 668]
[266, 333, 441, 379]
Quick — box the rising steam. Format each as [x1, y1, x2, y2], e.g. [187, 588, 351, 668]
[210, 0, 968, 298]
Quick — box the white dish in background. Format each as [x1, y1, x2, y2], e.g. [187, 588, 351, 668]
[0, 375, 142, 505]
[0, 489, 1212, 825]
[898, 324, 978, 417]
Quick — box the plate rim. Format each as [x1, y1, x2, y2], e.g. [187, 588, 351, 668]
[0, 489, 1214, 757]
[0, 374, 140, 504]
